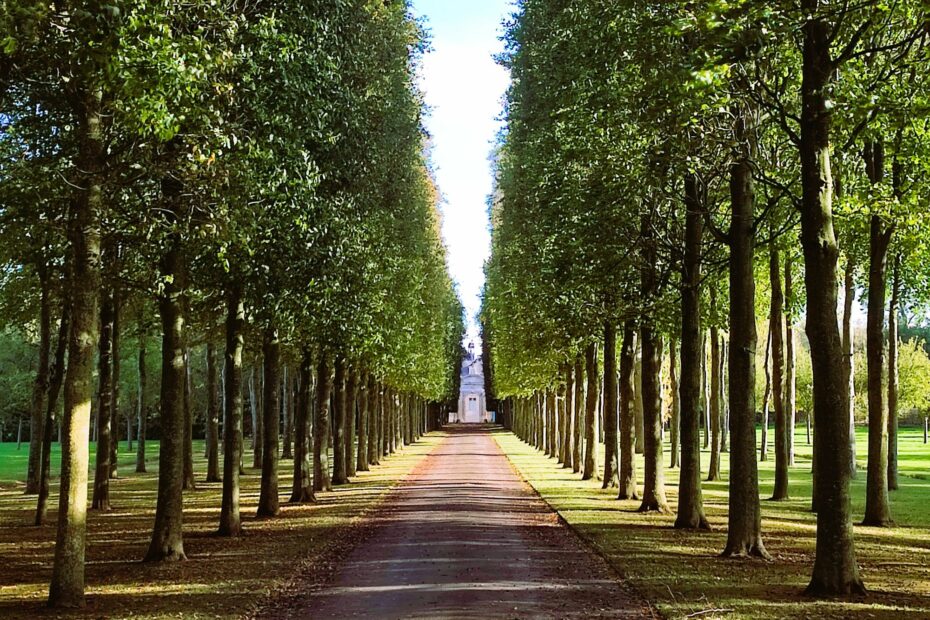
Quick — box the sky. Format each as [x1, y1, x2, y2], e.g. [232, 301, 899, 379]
[411, 1, 513, 339]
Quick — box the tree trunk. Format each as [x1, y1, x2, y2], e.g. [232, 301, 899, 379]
[722, 105, 768, 559]
[206, 343, 221, 482]
[136, 330, 147, 474]
[290, 348, 315, 503]
[842, 259, 857, 476]
[251, 366, 263, 469]
[863, 214, 893, 526]
[37, 299, 70, 526]
[368, 378, 380, 467]
[331, 357, 348, 485]
[800, 9, 863, 592]
[346, 368, 358, 477]
[633, 350, 644, 454]
[257, 328, 280, 517]
[582, 342, 598, 480]
[771, 244, 789, 501]
[26, 265, 51, 495]
[219, 286, 245, 536]
[572, 354, 583, 473]
[720, 338, 729, 453]
[282, 366, 293, 460]
[356, 370, 370, 472]
[109, 288, 120, 479]
[760, 327, 771, 462]
[669, 342, 680, 469]
[887, 254, 900, 491]
[49, 96, 103, 606]
[708, 287, 722, 481]
[618, 323, 638, 500]
[638, 326, 669, 514]
[92, 287, 114, 511]
[313, 355, 332, 492]
[144, 173, 188, 563]
[702, 334, 710, 450]
[785, 257, 797, 466]
[676, 172, 709, 529]
[562, 365, 573, 469]
[182, 347, 196, 491]
[603, 323, 619, 488]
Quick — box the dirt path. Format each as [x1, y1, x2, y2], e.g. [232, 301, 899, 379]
[265, 426, 653, 619]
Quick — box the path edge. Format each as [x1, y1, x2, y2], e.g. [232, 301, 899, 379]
[490, 429, 664, 620]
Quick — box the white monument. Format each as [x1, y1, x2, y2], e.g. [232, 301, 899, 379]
[452, 342, 491, 424]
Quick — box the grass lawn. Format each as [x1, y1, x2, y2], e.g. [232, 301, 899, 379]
[495, 425, 930, 619]
[0, 434, 442, 618]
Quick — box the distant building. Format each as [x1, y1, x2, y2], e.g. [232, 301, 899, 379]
[452, 341, 492, 424]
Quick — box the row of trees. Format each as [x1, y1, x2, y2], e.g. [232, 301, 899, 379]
[1, 0, 463, 609]
[484, 0, 928, 598]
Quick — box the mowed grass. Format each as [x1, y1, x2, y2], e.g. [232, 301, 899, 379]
[0, 434, 442, 619]
[495, 425, 930, 620]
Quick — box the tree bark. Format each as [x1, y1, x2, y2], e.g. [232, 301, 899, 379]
[92, 286, 114, 511]
[282, 366, 293, 460]
[346, 368, 358, 477]
[144, 172, 188, 563]
[313, 355, 333, 492]
[771, 244, 789, 501]
[638, 326, 669, 514]
[37, 299, 70, 526]
[331, 356, 348, 485]
[182, 347, 196, 491]
[708, 287, 722, 481]
[219, 285, 245, 536]
[785, 257, 797, 466]
[368, 378, 380, 467]
[206, 343, 221, 482]
[290, 349, 315, 503]
[251, 365, 263, 469]
[618, 323, 638, 500]
[257, 328, 280, 517]
[702, 334, 710, 449]
[669, 342, 680, 469]
[602, 322, 619, 488]
[136, 329, 147, 473]
[722, 105, 768, 559]
[109, 288, 120, 479]
[633, 349, 644, 455]
[582, 342, 598, 480]
[356, 370, 370, 472]
[26, 265, 51, 495]
[800, 8, 864, 592]
[572, 353, 586, 474]
[887, 254, 900, 491]
[561, 366, 571, 467]
[842, 259, 857, 476]
[676, 173, 709, 528]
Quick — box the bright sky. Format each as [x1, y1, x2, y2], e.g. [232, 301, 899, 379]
[412, 1, 513, 339]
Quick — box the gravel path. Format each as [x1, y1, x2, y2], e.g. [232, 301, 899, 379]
[271, 425, 653, 619]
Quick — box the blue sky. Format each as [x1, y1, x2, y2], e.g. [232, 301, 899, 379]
[412, 1, 513, 338]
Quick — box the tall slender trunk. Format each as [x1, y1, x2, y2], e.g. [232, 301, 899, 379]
[702, 334, 710, 449]
[562, 365, 573, 469]
[37, 299, 70, 526]
[290, 349, 315, 503]
[109, 287, 120, 479]
[800, 8, 863, 592]
[257, 328, 280, 517]
[785, 257, 797, 466]
[618, 323, 639, 500]
[92, 286, 114, 511]
[136, 329, 147, 473]
[572, 354, 583, 473]
[863, 214, 893, 526]
[368, 378, 379, 467]
[638, 326, 669, 514]
[602, 322, 619, 488]
[720, 339, 729, 453]
[669, 342, 680, 469]
[887, 255, 900, 491]
[144, 172, 188, 563]
[676, 172, 709, 529]
[182, 347, 196, 491]
[723, 104, 768, 559]
[331, 357, 348, 485]
[357, 370, 370, 472]
[633, 349, 644, 454]
[282, 366, 293, 460]
[251, 365, 263, 469]
[771, 244, 789, 500]
[219, 285, 245, 536]
[582, 342, 598, 480]
[760, 327, 771, 462]
[26, 265, 51, 495]
[842, 259, 857, 476]
[313, 354, 332, 492]
[346, 368, 358, 477]
[708, 287, 722, 481]
[206, 343, 221, 482]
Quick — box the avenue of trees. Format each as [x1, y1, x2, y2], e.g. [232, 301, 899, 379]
[484, 0, 929, 598]
[1, 0, 464, 609]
